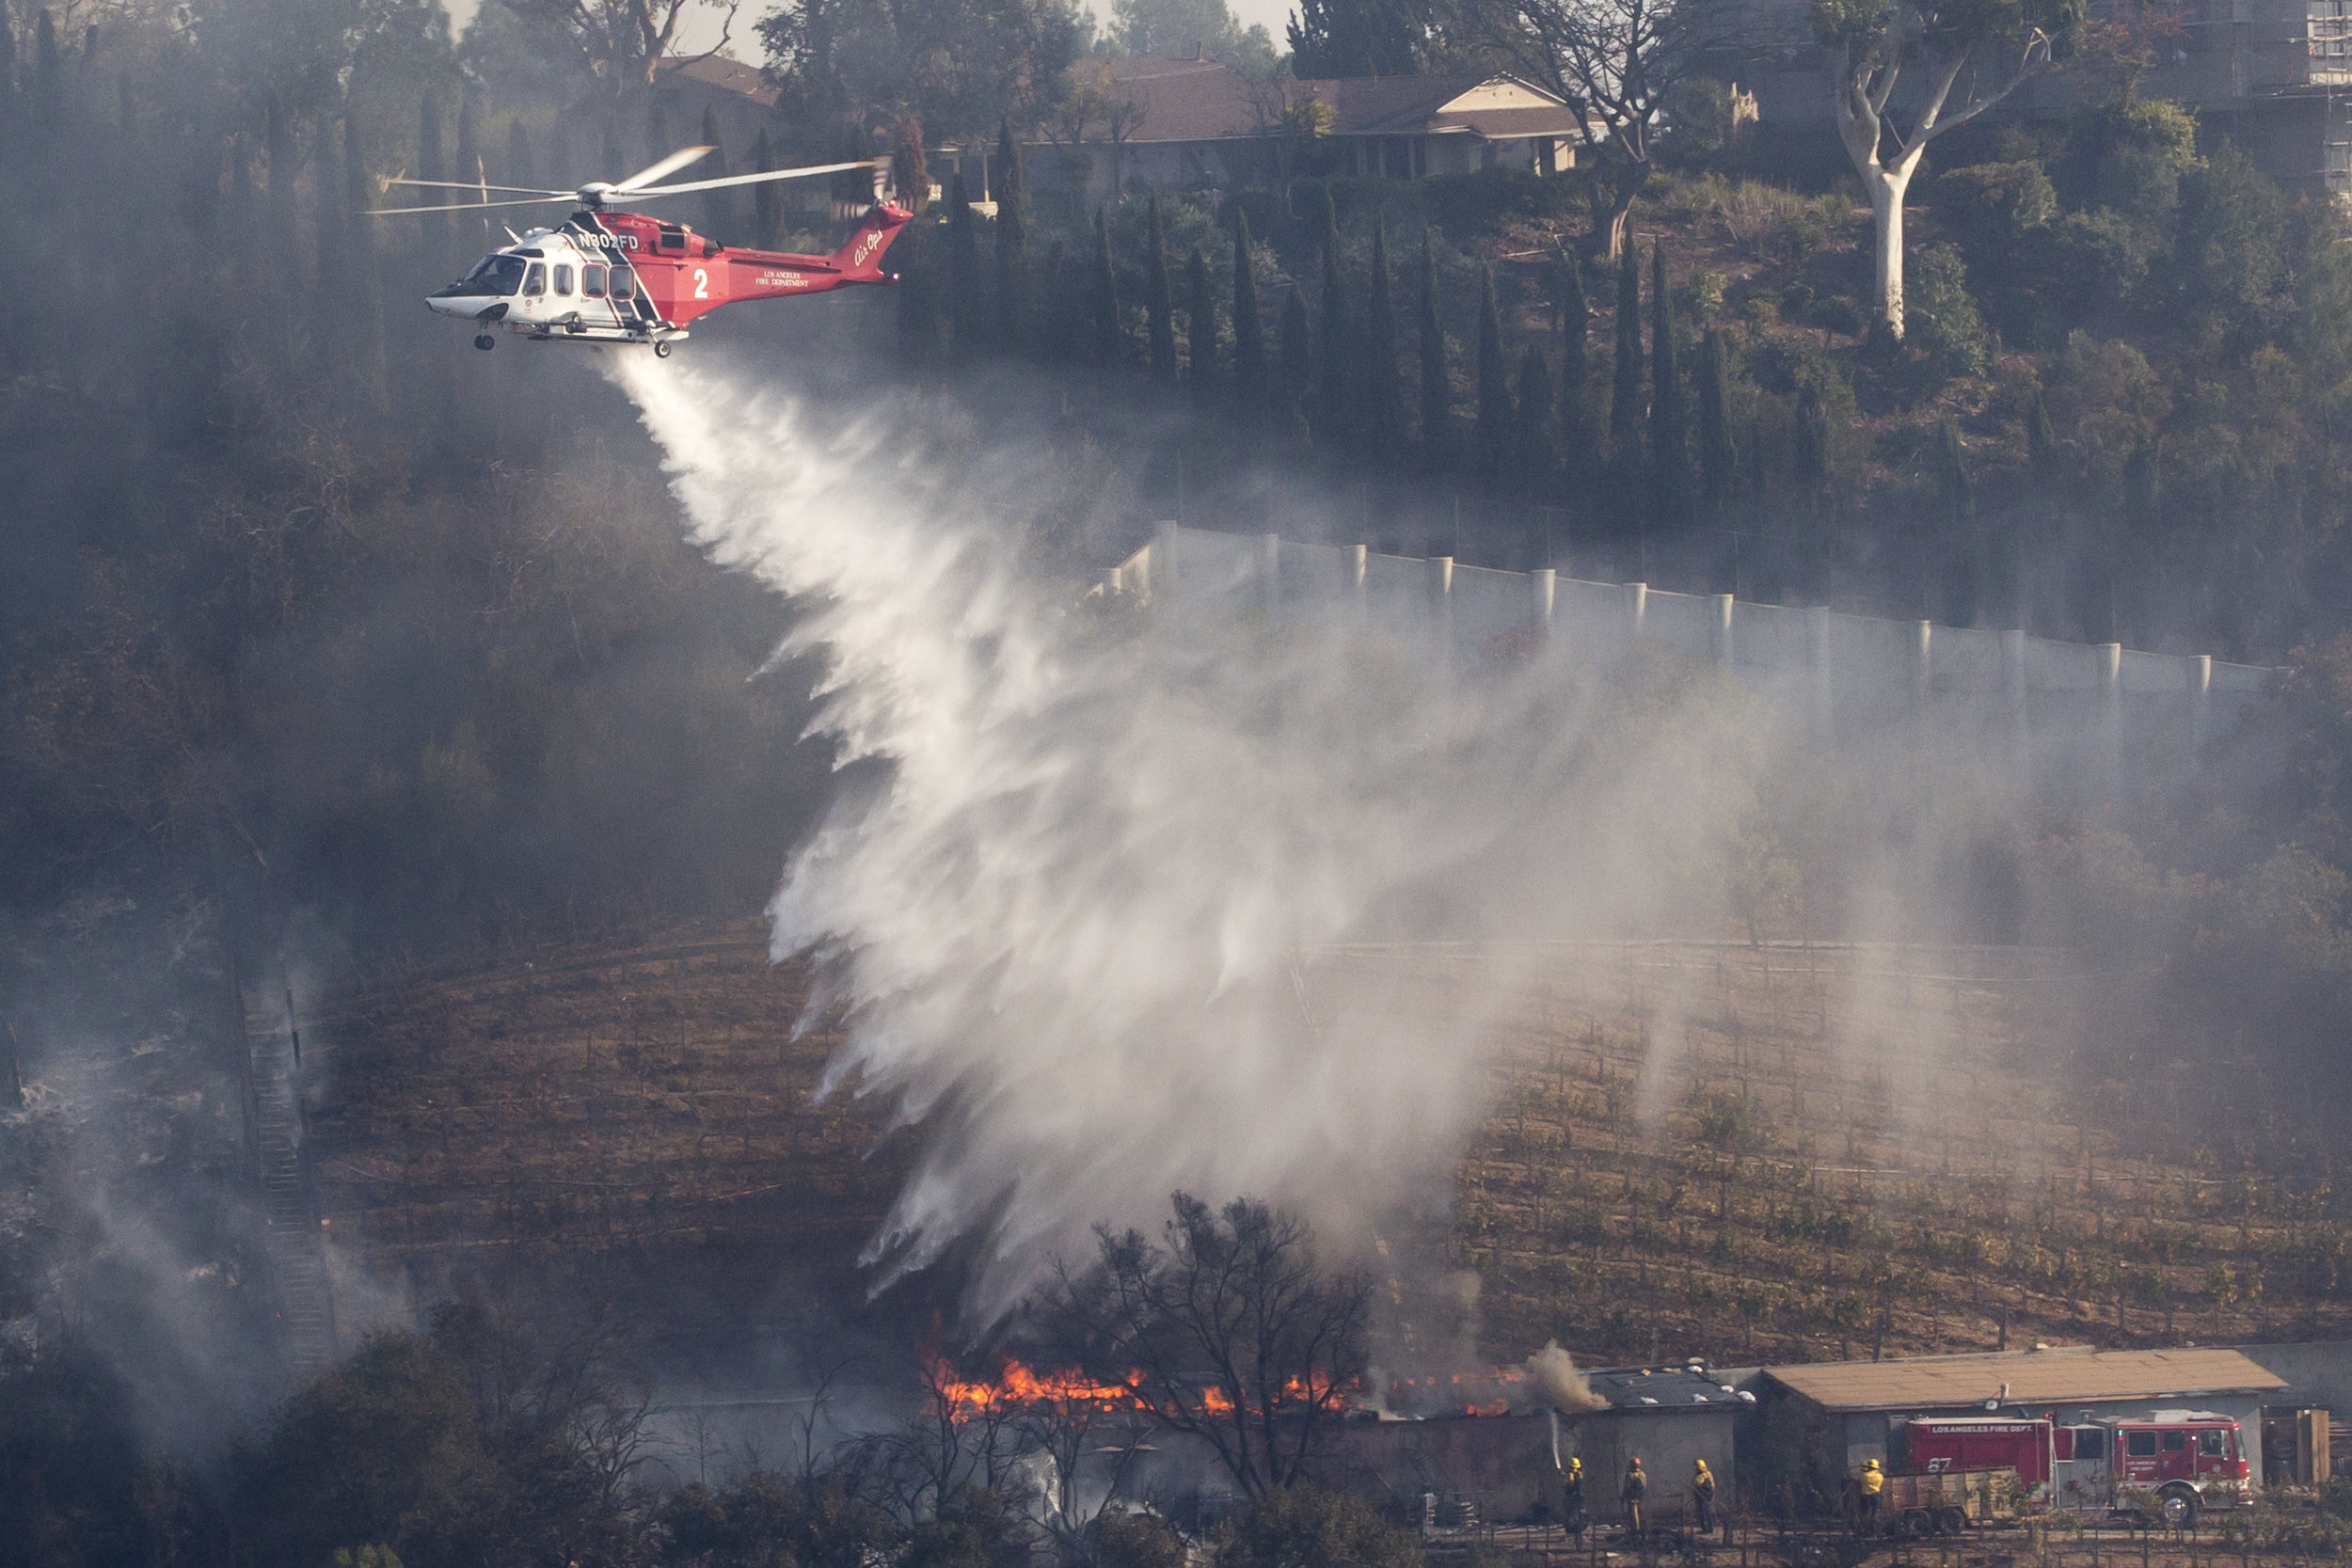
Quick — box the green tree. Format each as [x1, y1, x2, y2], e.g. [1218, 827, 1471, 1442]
[1289, 0, 1429, 75]
[1934, 418, 1977, 622]
[750, 128, 785, 248]
[1315, 194, 1356, 449]
[1516, 343, 1559, 503]
[1695, 328, 1736, 521]
[1475, 266, 1511, 484]
[417, 87, 446, 256]
[948, 172, 985, 356]
[1649, 241, 1688, 523]
[1186, 247, 1217, 407]
[1418, 230, 1452, 471]
[1607, 239, 1644, 522]
[1146, 196, 1178, 382]
[1232, 209, 1265, 413]
[993, 119, 1027, 353]
[1093, 206, 1123, 370]
[1362, 223, 1404, 459]
[1551, 251, 1595, 489]
[1279, 289, 1314, 445]
[698, 105, 735, 238]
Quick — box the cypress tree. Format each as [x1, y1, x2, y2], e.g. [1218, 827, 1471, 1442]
[948, 171, 983, 357]
[546, 115, 571, 193]
[1936, 419, 1978, 623]
[1516, 344, 1558, 501]
[1417, 230, 1450, 472]
[1146, 196, 1177, 382]
[1278, 287, 1312, 446]
[1557, 252, 1594, 490]
[1314, 197, 1353, 449]
[1649, 242, 1688, 525]
[1606, 239, 1644, 522]
[453, 90, 482, 242]
[1092, 207, 1121, 370]
[750, 128, 782, 249]
[1185, 247, 1216, 407]
[505, 117, 533, 188]
[1039, 239, 1069, 362]
[1696, 328, 1736, 522]
[1232, 209, 1264, 413]
[34, 10, 60, 133]
[698, 105, 734, 237]
[345, 111, 386, 417]
[2027, 389, 2060, 492]
[1474, 266, 1510, 484]
[1362, 222, 1403, 460]
[418, 87, 446, 256]
[1793, 383, 1828, 508]
[993, 119, 1027, 354]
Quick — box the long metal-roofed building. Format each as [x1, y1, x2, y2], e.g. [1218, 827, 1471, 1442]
[1763, 1346, 2290, 1498]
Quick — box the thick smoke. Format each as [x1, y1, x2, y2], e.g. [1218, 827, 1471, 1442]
[614, 354, 1797, 1318]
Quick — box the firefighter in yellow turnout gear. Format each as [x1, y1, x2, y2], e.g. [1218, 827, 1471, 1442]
[1692, 1458, 1718, 1534]
[1857, 1458, 1884, 1532]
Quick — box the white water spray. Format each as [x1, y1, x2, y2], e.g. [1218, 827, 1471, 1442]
[615, 356, 1784, 1318]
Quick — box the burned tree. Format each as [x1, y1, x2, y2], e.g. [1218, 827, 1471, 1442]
[1040, 1194, 1370, 1497]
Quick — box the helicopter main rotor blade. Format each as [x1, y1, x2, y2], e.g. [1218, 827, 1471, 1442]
[620, 159, 881, 198]
[612, 144, 716, 192]
[361, 194, 576, 215]
[385, 177, 571, 197]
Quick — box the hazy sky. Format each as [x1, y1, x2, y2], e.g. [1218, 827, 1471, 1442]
[443, 0, 1299, 68]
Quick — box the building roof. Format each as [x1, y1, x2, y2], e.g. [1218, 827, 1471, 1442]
[1581, 1365, 1753, 1413]
[1764, 1348, 2289, 1414]
[654, 53, 780, 109]
[1080, 56, 1581, 145]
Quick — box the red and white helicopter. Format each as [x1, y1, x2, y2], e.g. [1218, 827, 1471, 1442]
[372, 147, 913, 355]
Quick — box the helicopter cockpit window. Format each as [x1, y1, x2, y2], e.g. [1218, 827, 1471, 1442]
[523, 262, 548, 296]
[447, 254, 527, 296]
[582, 263, 608, 298]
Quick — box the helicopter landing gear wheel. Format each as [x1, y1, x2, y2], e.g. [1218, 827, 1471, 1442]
[652, 339, 672, 358]
[473, 333, 496, 351]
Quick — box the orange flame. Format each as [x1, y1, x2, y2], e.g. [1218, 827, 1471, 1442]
[922, 1357, 1352, 1420]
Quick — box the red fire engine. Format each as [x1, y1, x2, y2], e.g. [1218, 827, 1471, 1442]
[1897, 1411, 2251, 1528]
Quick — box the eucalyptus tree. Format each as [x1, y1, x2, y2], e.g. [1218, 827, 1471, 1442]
[1812, 0, 2083, 339]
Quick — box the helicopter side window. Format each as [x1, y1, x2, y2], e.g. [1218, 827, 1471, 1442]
[553, 263, 574, 295]
[582, 264, 608, 298]
[523, 262, 547, 296]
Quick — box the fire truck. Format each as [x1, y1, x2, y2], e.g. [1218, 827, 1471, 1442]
[1894, 1411, 2252, 1529]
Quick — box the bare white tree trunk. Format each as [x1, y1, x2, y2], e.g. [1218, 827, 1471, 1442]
[1863, 160, 1917, 341]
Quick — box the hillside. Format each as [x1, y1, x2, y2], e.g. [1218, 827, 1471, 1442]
[301, 931, 2351, 1370]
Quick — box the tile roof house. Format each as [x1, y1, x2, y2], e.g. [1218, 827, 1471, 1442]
[1018, 55, 1587, 200]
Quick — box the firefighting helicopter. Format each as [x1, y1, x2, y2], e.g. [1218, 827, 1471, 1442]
[369, 146, 912, 355]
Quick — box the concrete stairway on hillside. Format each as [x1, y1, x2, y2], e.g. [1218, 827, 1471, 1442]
[240, 979, 339, 1381]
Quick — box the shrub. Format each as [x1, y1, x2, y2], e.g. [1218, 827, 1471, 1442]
[1907, 243, 1992, 379]
[1093, 1508, 1187, 1568]
[1714, 181, 1826, 265]
[1216, 1486, 1422, 1568]
[1931, 161, 2057, 256]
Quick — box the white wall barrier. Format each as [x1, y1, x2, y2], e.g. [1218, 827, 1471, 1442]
[1122, 525, 2271, 786]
